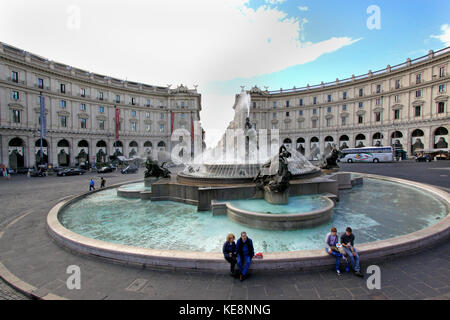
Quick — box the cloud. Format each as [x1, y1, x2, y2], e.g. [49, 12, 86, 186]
[0, 0, 360, 147]
[298, 6, 308, 11]
[431, 24, 450, 46]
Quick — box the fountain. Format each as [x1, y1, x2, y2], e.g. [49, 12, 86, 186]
[46, 88, 450, 272]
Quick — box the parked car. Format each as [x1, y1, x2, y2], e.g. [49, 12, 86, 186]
[57, 168, 86, 176]
[121, 165, 138, 174]
[29, 169, 46, 177]
[97, 166, 114, 174]
[415, 155, 431, 162]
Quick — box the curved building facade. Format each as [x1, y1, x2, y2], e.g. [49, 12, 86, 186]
[246, 48, 450, 160]
[0, 42, 202, 169]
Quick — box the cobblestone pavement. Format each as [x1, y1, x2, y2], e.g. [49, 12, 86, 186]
[0, 163, 449, 300]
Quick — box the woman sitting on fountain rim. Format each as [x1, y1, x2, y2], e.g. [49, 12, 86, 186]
[236, 232, 255, 281]
[222, 234, 237, 276]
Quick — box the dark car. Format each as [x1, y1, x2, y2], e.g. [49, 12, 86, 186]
[57, 168, 86, 176]
[415, 155, 431, 162]
[97, 166, 113, 174]
[30, 169, 46, 177]
[121, 165, 138, 174]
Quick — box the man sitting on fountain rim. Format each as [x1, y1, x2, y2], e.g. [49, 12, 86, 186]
[236, 232, 255, 281]
[340, 227, 364, 277]
[325, 227, 347, 276]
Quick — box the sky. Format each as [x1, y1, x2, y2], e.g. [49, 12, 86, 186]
[0, 0, 449, 147]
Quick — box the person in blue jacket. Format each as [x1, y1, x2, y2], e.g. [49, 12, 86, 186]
[222, 233, 237, 275]
[236, 232, 255, 281]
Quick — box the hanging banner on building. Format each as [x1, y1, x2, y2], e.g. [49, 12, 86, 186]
[40, 95, 46, 137]
[8, 147, 24, 156]
[171, 112, 174, 134]
[34, 147, 48, 155]
[115, 107, 120, 141]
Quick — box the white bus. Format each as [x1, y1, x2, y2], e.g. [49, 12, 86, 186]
[340, 146, 394, 163]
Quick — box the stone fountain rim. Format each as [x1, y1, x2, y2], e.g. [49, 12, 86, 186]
[46, 173, 450, 271]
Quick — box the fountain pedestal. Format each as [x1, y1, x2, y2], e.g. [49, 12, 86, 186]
[264, 187, 289, 204]
[144, 177, 159, 187]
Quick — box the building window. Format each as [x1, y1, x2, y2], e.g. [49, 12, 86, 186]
[299, 99, 303, 106]
[395, 79, 401, 89]
[327, 95, 332, 102]
[146, 124, 151, 132]
[160, 124, 164, 132]
[146, 99, 151, 107]
[38, 78, 44, 89]
[131, 110, 137, 117]
[414, 106, 421, 117]
[181, 101, 185, 108]
[12, 110, 21, 123]
[80, 88, 86, 97]
[358, 115, 364, 124]
[326, 118, 331, 127]
[12, 71, 18, 83]
[99, 120, 105, 130]
[415, 90, 422, 98]
[312, 119, 317, 128]
[146, 112, 150, 118]
[394, 109, 400, 120]
[286, 100, 290, 107]
[98, 92, 103, 100]
[273, 112, 276, 119]
[286, 112, 290, 117]
[439, 66, 445, 78]
[376, 84, 381, 93]
[131, 98, 136, 105]
[375, 112, 381, 122]
[342, 117, 347, 126]
[359, 102, 364, 108]
[394, 95, 400, 103]
[313, 97, 317, 105]
[160, 113, 164, 119]
[273, 102, 277, 109]
[376, 98, 381, 105]
[60, 116, 67, 127]
[439, 84, 446, 93]
[342, 105, 347, 111]
[11, 91, 19, 100]
[60, 100, 66, 108]
[416, 74, 422, 84]
[81, 118, 87, 129]
[299, 110, 303, 116]
[131, 122, 137, 131]
[327, 107, 332, 113]
[313, 109, 317, 115]
[60, 83, 66, 93]
[181, 113, 185, 119]
[438, 102, 445, 114]
[343, 92, 347, 100]
[359, 88, 364, 97]
[116, 95, 120, 103]
[99, 106, 104, 113]
[80, 104, 86, 111]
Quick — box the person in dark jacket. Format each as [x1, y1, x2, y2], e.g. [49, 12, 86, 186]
[222, 233, 237, 275]
[341, 227, 363, 277]
[100, 177, 106, 189]
[236, 232, 255, 281]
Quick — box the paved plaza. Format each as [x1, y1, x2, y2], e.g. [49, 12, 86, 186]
[0, 161, 449, 300]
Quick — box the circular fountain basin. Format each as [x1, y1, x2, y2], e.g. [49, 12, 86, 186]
[47, 174, 450, 271]
[117, 182, 151, 198]
[225, 196, 335, 230]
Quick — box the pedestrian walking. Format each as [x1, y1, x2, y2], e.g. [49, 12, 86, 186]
[89, 178, 95, 191]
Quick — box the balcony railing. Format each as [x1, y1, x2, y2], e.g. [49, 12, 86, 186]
[267, 46, 450, 94]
